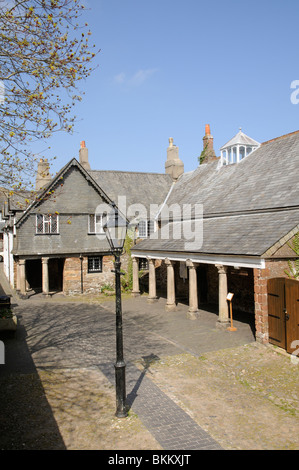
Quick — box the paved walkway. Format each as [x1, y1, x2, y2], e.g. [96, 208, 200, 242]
[97, 296, 254, 450]
[100, 361, 222, 450]
[0, 268, 258, 450]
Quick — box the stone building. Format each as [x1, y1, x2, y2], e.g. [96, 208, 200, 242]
[1, 126, 298, 354]
[2, 143, 172, 297]
[131, 128, 299, 354]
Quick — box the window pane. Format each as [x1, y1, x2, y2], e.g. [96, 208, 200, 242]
[95, 215, 103, 233]
[36, 214, 43, 233]
[138, 220, 147, 238]
[88, 256, 102, 273]
[89, 214, 104, 233]
[44, 221, 50, 233]
[51, 215, 58, 233]
[139, 258, 148, 270]
[148, 220, 155, 236]
[36, 214, 58, 234]
[89, 214, 95, 233]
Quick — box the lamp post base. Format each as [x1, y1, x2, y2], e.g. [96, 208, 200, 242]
[115, 360, 127, 418]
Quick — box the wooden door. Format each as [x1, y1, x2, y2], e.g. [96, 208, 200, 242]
[285, 279, 299, 354]
[267, 278, 286, 349]
[268, 278, 299, 353]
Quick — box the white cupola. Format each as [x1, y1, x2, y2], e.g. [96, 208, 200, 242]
[220, 128, 260, 166]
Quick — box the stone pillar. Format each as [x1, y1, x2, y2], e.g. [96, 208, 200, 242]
[42, 257, 50, 297]
[186, 260, 198, 319]
[216, 264, 229, 325]
[147, 258, 158, 303]
[131, 257, 140, 297]
[18, 259, 27, 297]
[165, 258, 176, 311]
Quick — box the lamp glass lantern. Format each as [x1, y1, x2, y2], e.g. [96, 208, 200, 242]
[103, 207, 128, 254]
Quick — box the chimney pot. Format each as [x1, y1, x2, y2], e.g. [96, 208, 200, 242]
[80, 141, 86, 148]
[205, 124, 211, 136]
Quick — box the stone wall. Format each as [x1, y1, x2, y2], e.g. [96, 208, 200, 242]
[63, 255, 115, 295]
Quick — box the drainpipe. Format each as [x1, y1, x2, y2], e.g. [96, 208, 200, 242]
[80, 254, 83, 293]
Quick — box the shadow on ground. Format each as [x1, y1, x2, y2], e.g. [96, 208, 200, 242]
[0, 325, 66, 450]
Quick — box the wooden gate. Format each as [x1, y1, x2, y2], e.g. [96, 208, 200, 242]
[268, 278, 299, 354]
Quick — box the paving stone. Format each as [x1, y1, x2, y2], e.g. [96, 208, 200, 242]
[100, 361, 222, 450]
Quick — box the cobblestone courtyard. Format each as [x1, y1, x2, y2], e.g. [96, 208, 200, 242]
[0, 294, 298, 450]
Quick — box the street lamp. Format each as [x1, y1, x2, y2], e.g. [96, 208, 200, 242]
[103, 204, 128, 418]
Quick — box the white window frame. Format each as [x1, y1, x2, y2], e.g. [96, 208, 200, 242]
[88, 214, 105, 234]
[138, 219, 155, 238]
[36, 214, 59, 234]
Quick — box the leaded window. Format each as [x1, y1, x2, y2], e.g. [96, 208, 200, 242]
[138, 219, 155, 238]
[88, 256, 102, 273]
[36, 214, 59, 234]
[89, 214, 105, 234]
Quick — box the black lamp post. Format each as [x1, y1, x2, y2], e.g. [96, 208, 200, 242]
[103, 205, 128, 418]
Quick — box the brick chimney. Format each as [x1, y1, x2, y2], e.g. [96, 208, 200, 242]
[79, 140, 91, 170]
[165, 137, 184, 181]
[201, 124, 217, 163]
[36, 158, 52, 191]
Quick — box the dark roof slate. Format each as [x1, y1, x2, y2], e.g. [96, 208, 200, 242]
[165, 131, 299, 217]
[89, 170, 173, 215]
[132, 209, 299, 256]
[133, 131, 299, 257]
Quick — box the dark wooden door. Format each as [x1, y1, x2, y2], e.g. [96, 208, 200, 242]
[285, 279, 299, 354]
[268, 278, 299, 353]
[267, 278, 286, 349]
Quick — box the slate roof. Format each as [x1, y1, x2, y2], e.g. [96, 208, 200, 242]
[165, 130, 299, 217]
[132, 130, 299, 257]
[89, 170, 173, 218]
[14, 158, 116, 228]
[132, 209, 299, 257]
[0, 187, 35, 220]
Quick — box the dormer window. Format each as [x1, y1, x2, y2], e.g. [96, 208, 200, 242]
[220, 129, 260, 166]
[36, 213, 59, 234]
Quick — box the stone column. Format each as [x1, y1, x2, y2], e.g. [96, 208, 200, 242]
[131, 257, 140, 297]
[18, 259, 27, 297]
[216, 264, 229, 325]
[147, 258, 158, 303]
[42, 257, 50, 297]
[186, 260, 198, 319]
[165, 258, 176, 311]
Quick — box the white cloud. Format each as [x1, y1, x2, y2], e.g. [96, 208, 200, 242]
[114, 68, 157, 87]
[114, 72, 126, 84]
[129, 68, 158, 86]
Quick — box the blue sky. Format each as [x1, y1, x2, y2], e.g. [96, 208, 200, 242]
[40, 0, 299, 176]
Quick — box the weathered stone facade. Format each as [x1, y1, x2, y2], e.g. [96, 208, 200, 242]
[63, 255, 115, 295]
